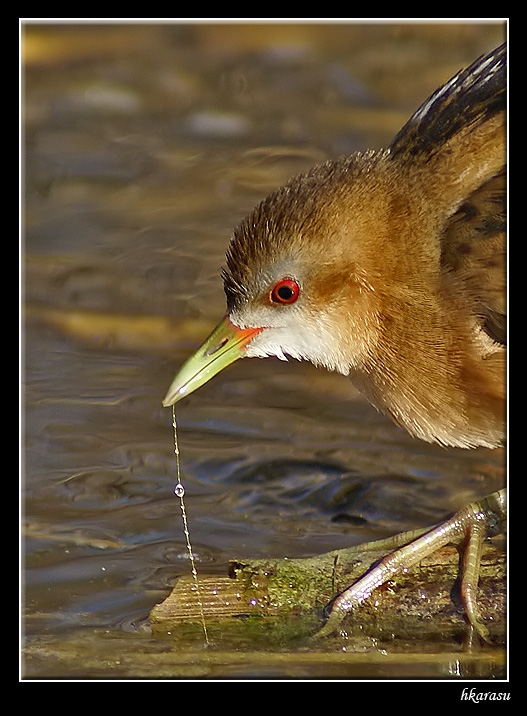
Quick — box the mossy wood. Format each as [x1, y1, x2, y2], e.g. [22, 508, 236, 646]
[150, 537, 505, 643]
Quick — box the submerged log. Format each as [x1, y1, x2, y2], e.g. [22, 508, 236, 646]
[150, 536, 505, 644]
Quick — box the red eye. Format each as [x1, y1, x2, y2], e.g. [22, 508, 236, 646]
[269, 278, 300, 305]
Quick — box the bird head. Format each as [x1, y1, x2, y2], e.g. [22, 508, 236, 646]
[162, 154, 388, 407]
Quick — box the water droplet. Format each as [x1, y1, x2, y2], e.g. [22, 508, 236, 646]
[174, 483, 185, 498]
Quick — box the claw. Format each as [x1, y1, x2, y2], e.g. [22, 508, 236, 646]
[316, 489, 506, 640]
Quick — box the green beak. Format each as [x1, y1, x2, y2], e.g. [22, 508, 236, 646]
[162, 315, 262, 407]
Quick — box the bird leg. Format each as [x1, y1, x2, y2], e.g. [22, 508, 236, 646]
[316, 488, 506, 640]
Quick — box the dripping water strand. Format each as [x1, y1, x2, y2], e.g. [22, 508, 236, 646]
[172, 404, 209, 645]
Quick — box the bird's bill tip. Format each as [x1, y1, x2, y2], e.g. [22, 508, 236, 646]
[162, 315, 262, 407]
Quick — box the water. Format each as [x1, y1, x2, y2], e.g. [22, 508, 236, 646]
[22, 21, 506, 680]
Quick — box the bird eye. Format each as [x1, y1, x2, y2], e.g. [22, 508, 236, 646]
[269, 278, 300, 305]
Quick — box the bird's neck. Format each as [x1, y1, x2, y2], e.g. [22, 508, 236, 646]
[348, 292, 504, 449]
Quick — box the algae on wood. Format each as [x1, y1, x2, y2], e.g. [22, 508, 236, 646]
[150, 537, 505, 644]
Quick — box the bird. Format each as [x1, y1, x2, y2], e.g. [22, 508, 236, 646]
[163, 43, 506, 640]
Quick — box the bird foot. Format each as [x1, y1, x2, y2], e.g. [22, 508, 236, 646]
[315, 488, 506, 640]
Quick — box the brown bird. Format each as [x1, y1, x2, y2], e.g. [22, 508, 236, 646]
[163, 44, 506, 640]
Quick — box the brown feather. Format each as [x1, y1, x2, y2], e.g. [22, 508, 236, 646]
[223, 44, 506, 450]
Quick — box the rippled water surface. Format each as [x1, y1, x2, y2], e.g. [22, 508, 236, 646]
[22, 22, 506, 680]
